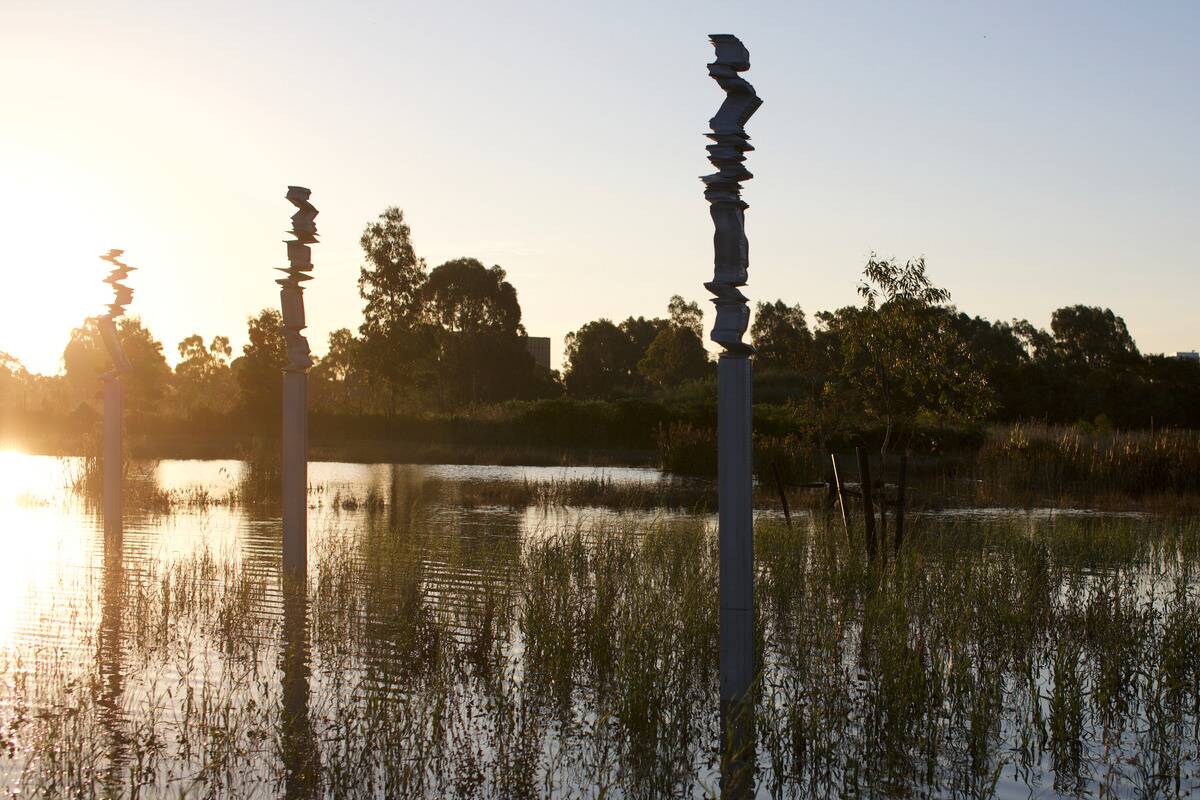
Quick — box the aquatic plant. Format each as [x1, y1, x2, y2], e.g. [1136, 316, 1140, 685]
[0, 507, 1197, 797]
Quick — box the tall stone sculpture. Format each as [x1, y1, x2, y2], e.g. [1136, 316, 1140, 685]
[702, 33, 761, 797]
[279, 186, 317, 574]
[98, 249, 135, 528]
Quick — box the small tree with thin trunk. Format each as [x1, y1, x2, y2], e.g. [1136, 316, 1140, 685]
[841, 255, 991, 456]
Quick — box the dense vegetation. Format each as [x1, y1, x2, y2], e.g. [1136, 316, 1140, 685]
[2, 206, 1198, 462]
[7, 492, 1199, 798]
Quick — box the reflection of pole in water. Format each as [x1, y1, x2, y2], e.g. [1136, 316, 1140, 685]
[279, 187, 318, 576]
[98, 249, 135, 528]
[97, 518, 129, 791]
[280, 575, 319, 797]
[701, 33, 762, 798]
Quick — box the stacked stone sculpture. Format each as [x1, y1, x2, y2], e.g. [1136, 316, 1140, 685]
[98, 249, 136, 528]
[702, 34, 761, 799]
[279, 186, 318, 372]
[703, 34, 762, 355]
[279, 186, 317, 575]
[98, 249, 135, 376]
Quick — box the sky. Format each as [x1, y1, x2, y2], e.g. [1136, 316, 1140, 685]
[2, 0, 1198, 375]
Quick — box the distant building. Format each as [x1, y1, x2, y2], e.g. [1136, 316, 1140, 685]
[525, 336, 551, 371]
[1174, 351, 1200, 362]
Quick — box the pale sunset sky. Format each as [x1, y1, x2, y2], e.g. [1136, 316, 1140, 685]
[2, 1, 1197, 374]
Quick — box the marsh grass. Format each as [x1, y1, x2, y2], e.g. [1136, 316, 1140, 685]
[966, 424, 1200, 509]
[1, 506, 1198, 797]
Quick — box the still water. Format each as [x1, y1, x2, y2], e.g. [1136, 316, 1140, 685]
[0, 451, 1195, 798]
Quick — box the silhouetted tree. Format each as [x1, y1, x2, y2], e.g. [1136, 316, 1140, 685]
[174, 334, 234, 416]
[357, 207, 432, 413]
[619, 317, 669, 367]
[0, 352, 31, 414]
[638, 327, 709, 389]
[751, 301, 812, 371]
[422, 259, 523, 335]
[638, 297, 709, 390]
[63, 316, 172, 418]
[667, 295, 704, 339]
[234, 309, 286, 422]
[1051, 305, 1141, 370]
[420, 258, 553, 405]
[311, 328, 368, 413]
[564, 320, 635, 397]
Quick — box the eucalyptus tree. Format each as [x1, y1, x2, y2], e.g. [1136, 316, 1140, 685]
[357, 207, 432, 414]
[841, 256, 991, 455]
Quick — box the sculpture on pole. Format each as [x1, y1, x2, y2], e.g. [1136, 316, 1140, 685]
[279, 186, 317, 575]
[702, 33, 761, 796]
[98, 249, 135, 528]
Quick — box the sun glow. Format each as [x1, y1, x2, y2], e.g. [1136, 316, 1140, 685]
[0, 159, 116, 376]
[0, 451, 93, 648]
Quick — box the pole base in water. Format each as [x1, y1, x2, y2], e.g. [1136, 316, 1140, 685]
[102, 378, 122, 529]
[282, 372, 308, 576]
[718, 353, 755, 797]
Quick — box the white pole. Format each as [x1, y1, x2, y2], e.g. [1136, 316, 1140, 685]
[702, 34, 762, 796]
[281, 371, 308, 574]
[97, 249, 135, 532]
[717, 353, 753, 703]
[102, 376, 122, 528]
[279, 186, 318, 576]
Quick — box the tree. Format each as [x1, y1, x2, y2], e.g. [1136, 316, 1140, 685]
[636, 296, 709, 390]
[63, 316, 172, 418]
[422, 259, 523, 335]
[234, 309, 286, 422]
[841, 256, 991, 454]
[311, 328, 367, 413]
[1050, 305, 1141, 369]
[667, 295, 704, 339]
[637, 326, 709, 389]
[563, 319, 636, 398]
[174, 334, 234, 415]
[419, 257, 554, 406]
[0, 352, 29, 411]
[751, 300, 812, 371]
[357, 207, 432, 413]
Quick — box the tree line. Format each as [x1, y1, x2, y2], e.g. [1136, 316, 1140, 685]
[1, 206, 1197, 445]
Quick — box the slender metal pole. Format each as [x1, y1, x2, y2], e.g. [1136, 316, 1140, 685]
[718, 351, 754, 692]
[102, 377, 122, 527]
[281, 372, 308, 575]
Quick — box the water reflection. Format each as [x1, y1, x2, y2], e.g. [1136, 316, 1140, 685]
[0, 452, 1194, 798]
[97, 517, 126, 794]
[281, 575, 318, 799]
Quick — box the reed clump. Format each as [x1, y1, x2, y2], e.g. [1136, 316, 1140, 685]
[977, 423, 1200, 502]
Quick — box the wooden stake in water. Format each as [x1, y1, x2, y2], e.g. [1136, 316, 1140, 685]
[702, 33, 762, 798]
[279, 187, 319, 576]
[857, 446, 877, 562]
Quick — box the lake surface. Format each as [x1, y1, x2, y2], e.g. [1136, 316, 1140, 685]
[0, 452, 1195, 798]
